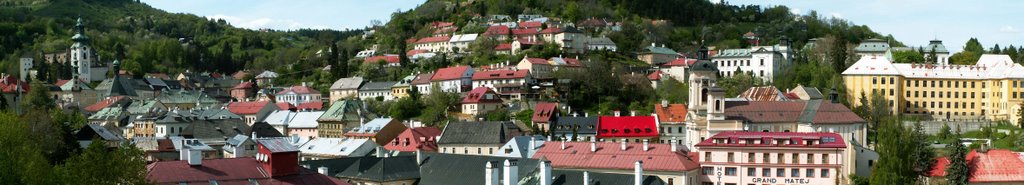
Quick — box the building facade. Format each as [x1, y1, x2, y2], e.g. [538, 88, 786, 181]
[695, 132, 847, 185]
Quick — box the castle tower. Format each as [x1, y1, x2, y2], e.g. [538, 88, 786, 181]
[70, 17, 94, 82]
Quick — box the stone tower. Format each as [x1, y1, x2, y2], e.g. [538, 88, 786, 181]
[687, 45, 720, 114]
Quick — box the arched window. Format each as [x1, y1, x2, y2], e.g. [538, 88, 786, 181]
[701, 88, 708, 103]
[715, 100, 721, 111]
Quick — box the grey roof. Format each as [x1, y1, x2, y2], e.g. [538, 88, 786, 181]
[156, 90, 221, 105]
[330, 77, 365, 90]
[226, 134, 250, 146]
[301, 156, 421, 182]
[144, 78, 168, 88]
[256, 137, 300, 153]
[587, 37, 615, 46]
[642, 45, 677, 55]
[713, 48, 752, 58]
[78, 124, 124, 141]
[855, 38, 890, 53]
[689, 60, 718, 72]
[416, 153, 665, 185]
[96, 76, 138, 97]
[551, 116, 598, 135]
[495, 135, 545, 158]
[438, 121, 518, 145]
[392, 75, 415, 88]
[359, 81, 398, 91]
[927, 39, 950, 53]
[251, 121, 285, 138]
[180, 119, 251, 142]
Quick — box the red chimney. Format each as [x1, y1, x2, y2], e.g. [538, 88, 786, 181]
[255, 138, 301, 177]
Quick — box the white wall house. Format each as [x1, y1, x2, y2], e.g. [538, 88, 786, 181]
[711, 44, 792, 83]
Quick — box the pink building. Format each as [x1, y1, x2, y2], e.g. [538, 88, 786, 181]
[694, 132, 846, 185]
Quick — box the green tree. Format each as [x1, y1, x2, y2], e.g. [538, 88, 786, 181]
[389, 97, 422, 120]
[483, 106, 511, 121]
[911, 122, 936, 175]
[831, 38, 848, 72]
[939, 123, 952, 140]
[928, 47, 938, 64]
[420, 84, 460, 126]
[0, 112, 58, 184]
[21, 81, 54, 111]
[656, 77, 689, 103]
[945, 125, 969, 185]
[869, 118, 919, 185]
[717, 71, 763, 97]
[58, 139, 150, 184]
[891, 50, 925, 63]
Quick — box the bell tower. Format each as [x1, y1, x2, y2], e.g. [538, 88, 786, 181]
[70, 17, 93, 82]
[687, 45, 719, 114]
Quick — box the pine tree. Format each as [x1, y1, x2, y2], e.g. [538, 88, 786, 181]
[328, 42, 341, 79]
[869, 118, 918, 184]
[946, 125, 970, 185]
[928, 47, 938, 64]
[911, 122, 936, 175]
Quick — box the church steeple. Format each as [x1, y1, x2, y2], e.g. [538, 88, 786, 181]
[72, 17, 89, 43]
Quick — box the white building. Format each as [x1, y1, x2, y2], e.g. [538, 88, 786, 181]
[357, 81, 397, 101]
[414, 36, 451, 53]
[275, 83, 322, 106]
[711, 43, 792, 83]
[19, 57, 32, 81]
[298, 138, 378, 161]
[431, 65, 474, 93]
[70, 17, 108, 82]
[448, 34, 478, 53]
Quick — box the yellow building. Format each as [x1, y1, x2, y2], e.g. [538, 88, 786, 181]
[843, 54, 1024, 126]
[391, 75, 415, 99]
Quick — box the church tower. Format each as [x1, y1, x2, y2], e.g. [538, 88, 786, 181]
[687, 45, 720, 114]
[70, 17, 94, 82]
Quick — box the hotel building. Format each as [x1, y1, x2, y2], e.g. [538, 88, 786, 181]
[842, 54, 1024, 125]
[695, 132, 847, 185]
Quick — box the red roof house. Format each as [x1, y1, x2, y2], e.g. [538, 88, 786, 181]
[276, 102, 295, 110]
[296, 101, 324, 111]
[462, 87, 503, 104]
[383, 127, 442, 152]
[277, 85, 320, 95]
[483, 25, 510, 36]
[227, 101, 273, 115]
[0, 75, 29, 94]
[653, 103, 687, 123]
[363, 55, 401, 64]
[83, 96, 127, 113]
[431, 65, 472, 81]
[928, 149, 1024, 183]
[416, 36, 451, 44]
[596, 115, 659, 139]
[532, 141, 701, 172]
[518, 21, 543, 29]
[471, 69, 529, 81]
[532, 102, 559, 133]
[512, 28, 539, 36]
[495, 43, 512, 51]
[647, 70, 662, 81]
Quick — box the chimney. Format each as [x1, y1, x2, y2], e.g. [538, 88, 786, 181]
[485, 161, 500, 185]
[643, 139, 650, 151]
[590, 141, 597, 152]
[540, 158, 553, 185]
[634, 161, 644, 185]
[621, 140, 627, 151]
[560, 140, 566, 150]
[670, 140, 678, 152]
[187, 148, 202, 166]
[530, 136, 536, 150]
[661, 99, 668, 108]
[503, 159, 519, 185]
[585, 112, 589, 117]
[614, 111, 620, 117]
[416, 149, 425, 165]
[830, 88, 840, 104]
[318, 167, 329, 175]
[583, 171, 591, 185]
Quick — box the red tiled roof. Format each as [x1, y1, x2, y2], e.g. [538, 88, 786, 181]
[532, 142, 701, 172]
[518, 21, 543, 28]
[462, 87, 503, 103]
[811, 103, 868, 124]
[0, 75, 29, 93]
[738, 86, 785, 101]
[233, 81, 256, 89]
[232, 71, 251, 80]
[563, 58, 582, 67]
[928, 149, 1024, 182]
[431, 21, 454, 28]
[532, 102, 558, 123]
[663, 58, 697, 67]
[784, 92, 801, 100]
[211, 72, 223, 79]
[416, 36, 451, 43]
[647, 71, 662, 81]
[277, 85, 320, 95]
[410, 73, 435, 85]
[743, 31, 757, 37]
[723, 101, 805, 123]
[523, 57, 548, 65]
[55, 79, 71, 87]
[484, 25, 510, 36]
[539, 27, 562, 34]
[695, 132, 847, 148]
[227, 101, 272, 115]
[363, 55, 401, 64]
[431, 65, 471, 81]
[383, 127, 442, 152]
[146, 157, 349, 185]
[276, 102, 295, 110]
[596, 116, 659, 138]
[653, 103, 687, 123]
[296, 101, 323, 111]
[471, 69, 529, 81]
[407, 49, 428, 56]
[494, 43, 512, 51]
[84, 96, 126, 112]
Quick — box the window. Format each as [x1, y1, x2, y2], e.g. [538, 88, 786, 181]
[792, 168, 800, 177]
[822, 154, 829, 164]
[763, 153, 770, 163]
[705, 152, 712, 162]
[747, 168, 756, 176]
[889, 89, 894, 96]
[806, 169, 815, 178]
[748, 153, 755, 163]
[762, 168, 771, 177]
[881, 77, 886, 84]
[822, 169, 830, 178]
[760, 59, 764, 66]
[873, 77, 877, 84]
[725, 167, 737, 176]
[728, 152, 734, 162]
[793, 153, 800, 164]
[778, 153, 785, 164]
[807, 154, 814, 164]
[776, 168, 785, 177]
[889, 77, 894, 84]
[702, 167, 713, 175]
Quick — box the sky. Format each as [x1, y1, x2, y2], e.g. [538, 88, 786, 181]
[725, 0, 1024, 53]
[142, 0, 1023, 53]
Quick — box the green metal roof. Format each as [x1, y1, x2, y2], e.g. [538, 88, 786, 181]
[642, 45, 677, 55]
[854, 39, 889, 53]
[713, 48, 751, 58]
[318, 99, 371, 122]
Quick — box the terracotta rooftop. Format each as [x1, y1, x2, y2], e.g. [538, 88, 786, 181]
[431, 65, 471, 81]
[737, 86, 787, 101]
[383, 127, 442, 152]
[724, 100, 866, 124]
[277, 85, 320, 95]
[471, 69, 529, 81]
[227, 101, 272, 115]
[145, 157, 349, 185]
[533, 141, 701, 172]
[83, 96, 126, 112]
[410, 73, 434, 85]
[929, 149, 1024, 183]
[462, 87, 503, 104]
[484, 25, 510, 35]
[647, 71, 662, 81]
[695, 132, 847, 148]
[416, 36, 451, 43]
[296, 101, 324, 111]
[532, 102, 558, 123]
[364, 55, 401, 64]
[653, 103, 687, 123]
[494, 43, 512, 51]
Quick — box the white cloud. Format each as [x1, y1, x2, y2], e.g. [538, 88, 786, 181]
[830, 12, 844, 19]
[1000, 26, 1019, 33]
[790, 8, 802, 15]
[204, 14, 308, 30]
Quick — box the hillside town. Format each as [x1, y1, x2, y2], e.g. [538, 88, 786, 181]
[2, 0, 1024, 185]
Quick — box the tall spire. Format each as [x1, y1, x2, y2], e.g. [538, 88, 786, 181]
[72, 17, 89, 43]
